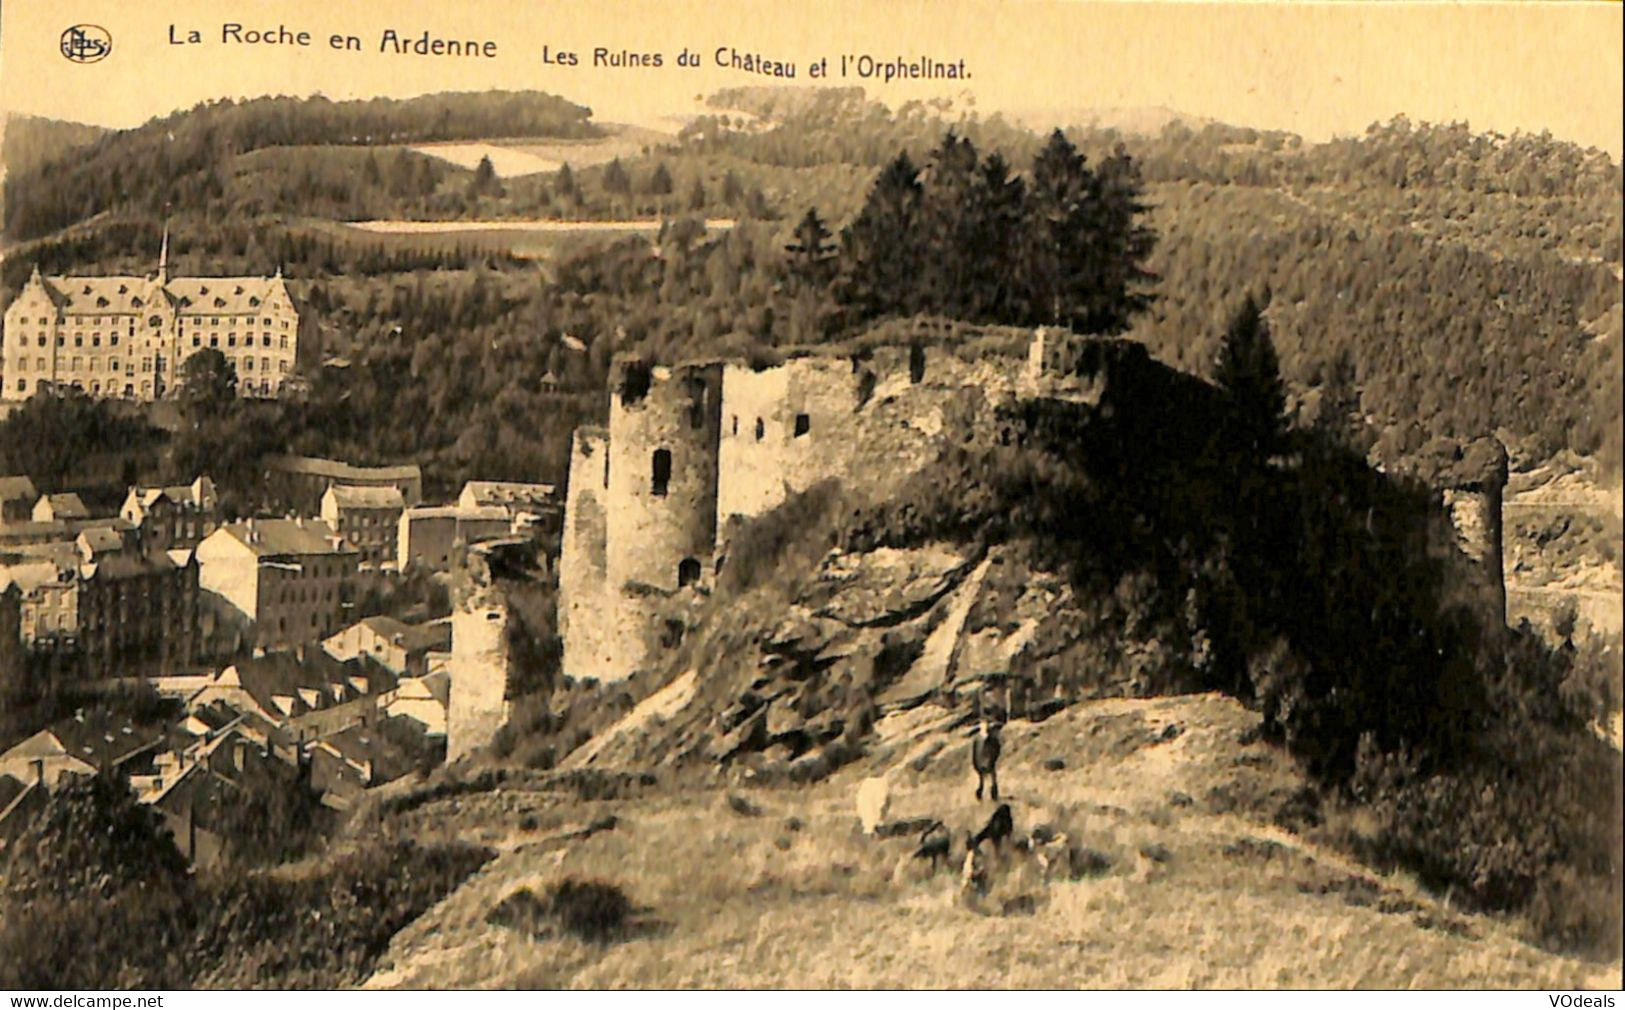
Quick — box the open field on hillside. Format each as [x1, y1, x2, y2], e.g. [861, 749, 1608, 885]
[411, 125, 677, 178]
[358, 694, 1619, 989]
[326, 217, 735, 260]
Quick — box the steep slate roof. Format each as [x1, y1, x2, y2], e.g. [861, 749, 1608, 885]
[130, 477, 217, 510]
[356, 615, 450, 654]
[218, 518, 358, 558]
[38, 493, 90, 520]
[159, 275, 291, 316]
[0, 477, 38, 502]
[77, 527, 124, 556]
[2, 711, 167, 772]
[204, 651, 398, 725]
[34, 275, 160, 313]
[461, 480, 558, 508]
[327, 485, 406, 510]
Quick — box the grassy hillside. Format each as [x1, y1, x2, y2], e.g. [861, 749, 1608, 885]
[358, 695, 1615, 988]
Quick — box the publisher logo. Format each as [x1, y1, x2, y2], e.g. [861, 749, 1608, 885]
[60, 24, 112, 63]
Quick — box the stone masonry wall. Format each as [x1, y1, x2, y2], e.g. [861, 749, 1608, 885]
[447, 561, 513, 760]
[605, 359, 725, 594]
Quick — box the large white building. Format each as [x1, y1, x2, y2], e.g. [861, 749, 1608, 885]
[2, 239, 299, 402]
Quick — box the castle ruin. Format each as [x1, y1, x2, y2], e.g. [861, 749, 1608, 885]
[557, 329, 1513, 684]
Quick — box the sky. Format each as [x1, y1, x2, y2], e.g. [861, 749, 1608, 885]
[0, 0, 1621, 157]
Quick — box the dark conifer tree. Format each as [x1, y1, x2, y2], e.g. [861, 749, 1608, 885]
[965, 152, 1027, 322]
[839, 151, 924, 321]
[917, 131, 981, 317]
[1214, 292, 1288, 462]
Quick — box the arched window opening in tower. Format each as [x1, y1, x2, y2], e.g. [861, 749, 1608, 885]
[652, 449, 672, 497]
[678, 557, 701, 587]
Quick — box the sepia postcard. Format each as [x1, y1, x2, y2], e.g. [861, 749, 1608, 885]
[0, 0, 1620, 993]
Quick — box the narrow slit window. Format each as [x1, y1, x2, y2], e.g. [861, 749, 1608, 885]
[794, 413, 810, 437]
[651, 449, 672, 497]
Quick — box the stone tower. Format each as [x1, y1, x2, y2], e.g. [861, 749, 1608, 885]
[446, 546, 514, 761]
[1438, 436, 1509, 626]
[604, 357, 725, 595]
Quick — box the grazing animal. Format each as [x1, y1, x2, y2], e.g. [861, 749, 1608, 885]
[912, 820, 952, 872]
[971, 719, 1003, 801]
[969, 802, 1014, 853]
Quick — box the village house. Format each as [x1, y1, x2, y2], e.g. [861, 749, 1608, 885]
[196, 518, 359, 650]
[0, 530, 199, 679]
[261, 454, 423, 516]
[0, 709, 166, 791]
[32, 492, 90, 523]
[120, 476, 220, 551]
[460, 479, 563, 550]
[184, 648, 399, 746]
[396, 504, 511, 573]
[321, 615, 449, 677]
[320, 484, 405, 570]
[0, 515, 132, 550]
[0, 476, 38, 522]
[388, 668, 451, 737]
[458, 480, 559, 521]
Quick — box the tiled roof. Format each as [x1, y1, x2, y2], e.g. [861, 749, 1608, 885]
[461, 480, 558, 507]
[0, 477, 38, 501]
[218, 518, 357, 558]
[215, 651, 398, 725]
[1, 711, 166, 771]
[132, 477, 216, 510]
[29, 273, 289, 317]
[34, 275, 161, 313]
[356, 615, 449, 653]
[160, 275, 290, 316]
[77, 527, 124, 555]
[39, 493, 89, 519]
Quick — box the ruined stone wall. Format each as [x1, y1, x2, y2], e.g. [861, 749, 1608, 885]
[558, 427, 609, 652]
[554, 336, 1083, 686]
[1409, 435, 1509, 625]
[446, 585, 513, 761]
[1443, 478, 1507, 623]
[717, 349, 1012, 534]
[605, 359, 724, 594]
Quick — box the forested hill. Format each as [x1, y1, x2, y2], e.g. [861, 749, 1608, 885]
[3, 91, 599, 241]
[677, 94, 1624, 471]
[0, 87, 1619, 494]
[0, 116, 110, 179]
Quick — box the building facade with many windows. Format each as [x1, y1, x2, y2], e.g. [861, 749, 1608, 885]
[2, 246, 299, 401]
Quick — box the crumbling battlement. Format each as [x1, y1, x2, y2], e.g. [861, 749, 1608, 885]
[558, 336, 1072, 683]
